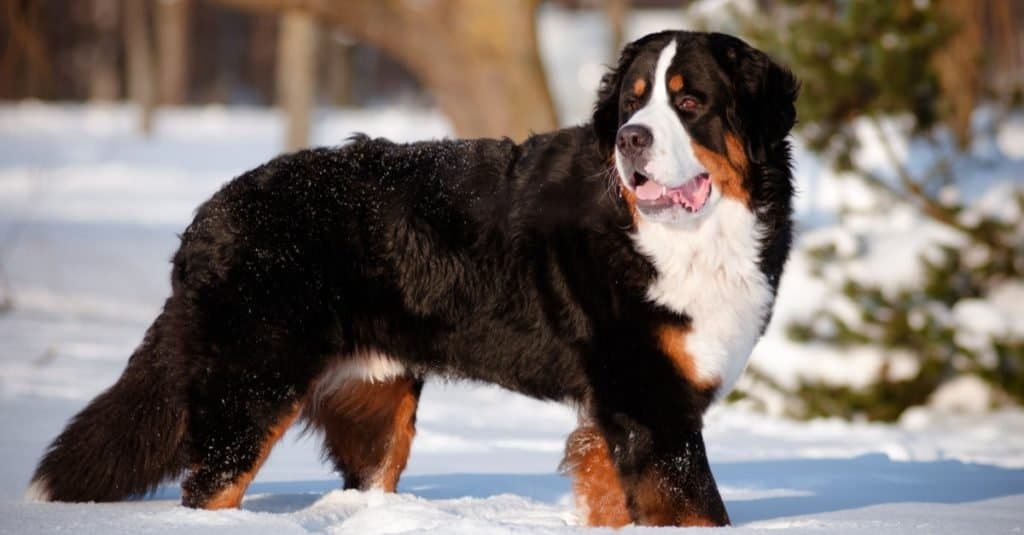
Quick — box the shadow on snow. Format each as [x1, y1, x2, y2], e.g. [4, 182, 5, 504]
[147, 454, 1024, 522]
[718, 454, 1024, 523]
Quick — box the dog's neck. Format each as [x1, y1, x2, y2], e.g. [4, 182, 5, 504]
[631, 197, 774, 398]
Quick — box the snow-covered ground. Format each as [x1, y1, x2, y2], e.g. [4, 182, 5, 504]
[0, 104, 1022, 534]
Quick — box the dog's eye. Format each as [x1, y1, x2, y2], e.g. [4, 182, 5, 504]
[675, 96, 699, 111]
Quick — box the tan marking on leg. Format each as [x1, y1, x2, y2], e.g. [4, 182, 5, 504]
[690, 133, 750, 206]
[668, 74, 684, 92]
[657, 324, 721, 391]
[308, 375, 420, 491]
[373, 382, 419, 491]
[562, 426, 630, 528]
[632, 77, 647, 97]
[204, 405, 301, 509]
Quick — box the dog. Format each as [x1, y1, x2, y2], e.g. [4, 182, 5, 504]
[27, 30, 797, 527]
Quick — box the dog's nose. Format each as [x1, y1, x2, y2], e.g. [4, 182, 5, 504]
[616, 125, 653, 158]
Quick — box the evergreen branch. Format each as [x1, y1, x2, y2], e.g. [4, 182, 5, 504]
[863, 116, 1004, 250]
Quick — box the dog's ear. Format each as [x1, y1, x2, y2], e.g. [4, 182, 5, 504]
[708, 33, 799, 159]
[592, 37, 651, 155]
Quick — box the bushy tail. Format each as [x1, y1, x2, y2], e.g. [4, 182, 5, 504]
[27, 313, 190, 502]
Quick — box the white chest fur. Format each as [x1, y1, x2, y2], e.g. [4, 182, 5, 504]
[632, 198, 773, 398]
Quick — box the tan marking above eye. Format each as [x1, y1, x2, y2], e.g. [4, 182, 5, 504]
[633, 78, 647, 97]
[668, 74, 684, 92]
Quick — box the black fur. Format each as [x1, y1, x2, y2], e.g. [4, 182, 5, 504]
[31, 30, 797, 526]
[31, 312, 190, 501]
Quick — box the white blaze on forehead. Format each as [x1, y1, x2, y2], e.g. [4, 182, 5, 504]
[622, 39, 704, 187]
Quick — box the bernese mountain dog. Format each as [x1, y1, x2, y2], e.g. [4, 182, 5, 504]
[27, 30, 798, 527]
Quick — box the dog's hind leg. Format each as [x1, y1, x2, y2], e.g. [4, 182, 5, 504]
[305, 372, 423, 491]
[180, 377, 304, 509]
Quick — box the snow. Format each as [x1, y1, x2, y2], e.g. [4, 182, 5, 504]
[926, 375, 998, 414]
[990, 283, 1024, 338]
[0, 104, 1022, 533]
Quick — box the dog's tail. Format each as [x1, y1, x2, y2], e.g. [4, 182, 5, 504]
[26, 311, 190, 502]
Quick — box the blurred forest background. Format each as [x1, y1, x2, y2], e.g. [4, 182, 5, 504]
[1, 0, 1023, 422]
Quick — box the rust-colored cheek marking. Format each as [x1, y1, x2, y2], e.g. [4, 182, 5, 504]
[690, 133, 750, 206]
[657, 325, 720, 391]
[668, 74, 684, 92]
[725, 134, 749, 175]
[563, 426, 631, 527]
[632, 77, 647, 97]
[204, 405, 301, 509]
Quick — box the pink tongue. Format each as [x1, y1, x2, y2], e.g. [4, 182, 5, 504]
[668, 175, 711, 209]
[635, 179, 664, 201]
[634, 174, 712, 209]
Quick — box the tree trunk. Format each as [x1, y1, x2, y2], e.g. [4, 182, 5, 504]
[88, 0, 121, 101]
[156, 0, 191, 105]
[604, 0, 629, 60]
[2, 0, 52, 98]
[983, 0, 1024, 101]
[123, 0, 157, 135]
[323, 31, 353, 107]
[213, 0, 557, 140]
[276, 9, 317, 151]
[933, 0, 981, 150]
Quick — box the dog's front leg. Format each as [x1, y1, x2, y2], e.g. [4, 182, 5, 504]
[597, 410, 729, 527]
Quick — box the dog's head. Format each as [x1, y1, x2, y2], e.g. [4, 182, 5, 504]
[594, 31, 798, 226]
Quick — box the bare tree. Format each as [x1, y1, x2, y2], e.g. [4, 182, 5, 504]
[276, 9, 317, 150]
[123, 0, 157, 134]
[323, 31, 353, 107]
[1, 0, 52, 98]
[89, 0, 122, 101]
[933, 0, 982, 150]
[604, 0, 629, 60]
[983, 0, 1024, 103]
[214, 0, 557, 140]
[156, 0, 191, 105]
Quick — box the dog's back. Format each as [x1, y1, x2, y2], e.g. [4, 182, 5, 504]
[28, 126, 630, 504]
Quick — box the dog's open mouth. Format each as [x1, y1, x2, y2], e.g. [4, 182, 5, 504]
[632, 172, 711, 213]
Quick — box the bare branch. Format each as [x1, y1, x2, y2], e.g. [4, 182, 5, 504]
[865, 116, 1004, 249]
